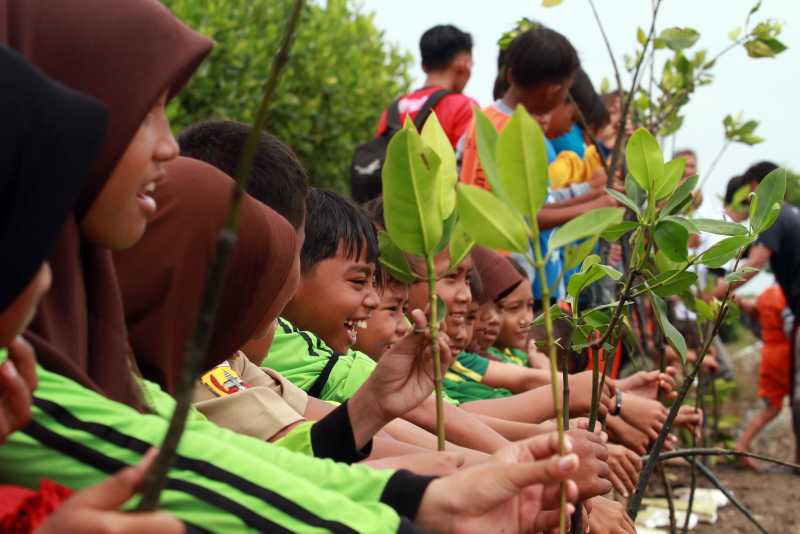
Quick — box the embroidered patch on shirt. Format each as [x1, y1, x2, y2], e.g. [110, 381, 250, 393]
[201, 362, 251, 397]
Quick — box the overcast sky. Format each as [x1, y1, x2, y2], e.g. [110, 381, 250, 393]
[368, 0, 797, 220]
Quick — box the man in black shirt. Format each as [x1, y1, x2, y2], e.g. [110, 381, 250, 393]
[716, 161, 800, 464]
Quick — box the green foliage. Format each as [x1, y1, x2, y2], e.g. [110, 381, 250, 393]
[659, 27, 700, 51]
[650, 293, 688, 362]
[377, 231, 416, 283]
[626, 128, 665, 196]
[698, 235, 754, 268]
[723, 113, 764, 145]
[691, 218, 748, 236]
[549, 208, 625, 251]
[162, 0, 411, 194]
[456, 185, 530, 253]
[495, 106, 549, 224]
[653, 220, 689, 262]
[421, 113, 458, 218]
[567, 255, 622, 301]
[749, 167, 787, 233]
[382, 123, 443, 256]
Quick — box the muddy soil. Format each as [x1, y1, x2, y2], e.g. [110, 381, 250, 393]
[666, 336, 799, 533]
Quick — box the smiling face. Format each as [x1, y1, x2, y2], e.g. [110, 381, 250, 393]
[354, 281, 410, 360]
[80, 91, 179, 250]
[283, 243, 379, 353]
[472, 301, 502, 352]
[407, 252, 473, 326]
[495, 279, 533, 351]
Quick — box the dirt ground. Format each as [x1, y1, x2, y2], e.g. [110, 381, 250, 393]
[659, 335, 800, 533]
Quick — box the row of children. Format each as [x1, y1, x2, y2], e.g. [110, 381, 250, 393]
[0, 3, 713, 533]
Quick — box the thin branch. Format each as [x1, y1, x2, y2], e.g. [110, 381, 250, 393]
[693, 461, 769, 534]
[606, 0, 664, 187]
[136, 0, 307, 510]
[646, 448, 800, 470]
[588, 0, 624, 96]
[628, 251, 743, 520]
[699, 140, 731, 188]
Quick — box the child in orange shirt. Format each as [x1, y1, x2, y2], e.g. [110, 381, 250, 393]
[735, 284, 792, 469]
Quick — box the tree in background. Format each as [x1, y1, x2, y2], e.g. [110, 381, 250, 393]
[163, 0, 412, 193]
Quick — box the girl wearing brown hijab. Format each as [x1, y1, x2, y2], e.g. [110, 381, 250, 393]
[0, 45, 184, 534]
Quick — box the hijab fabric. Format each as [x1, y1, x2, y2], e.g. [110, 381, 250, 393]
[114, 157, 299, 395]
[0, 46, 106, 310]
[471, 246, 524, 304]
[1, 0, 212, 408]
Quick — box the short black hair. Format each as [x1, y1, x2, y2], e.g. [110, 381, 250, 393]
[177, 120, 309, 230]
[743, 161, 779, 184]
[301, 188, 378, 274]
[362, 195, 385, 229]
[500, 26, 579, 93]
[420, 25, 473, 72]
[724, 175, 746, 205]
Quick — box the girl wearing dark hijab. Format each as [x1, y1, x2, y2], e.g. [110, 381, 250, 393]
[0, 45, 184, 534]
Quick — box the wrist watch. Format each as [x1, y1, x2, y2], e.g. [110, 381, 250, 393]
[611, 389, 623, 416]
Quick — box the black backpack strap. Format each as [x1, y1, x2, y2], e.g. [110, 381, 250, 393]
[308, 352, 341, 398]
[385, 97, 403, 133]
[413, 89, 452, 130]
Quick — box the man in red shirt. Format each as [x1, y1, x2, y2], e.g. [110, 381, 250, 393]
[376, 24, 477, 147]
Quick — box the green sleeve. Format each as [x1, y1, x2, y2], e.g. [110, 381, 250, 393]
[0, 365, 404, 533]
[455, 352, 490, 377]
[272, 421, 315, 455]
[265, 318, 377, 403]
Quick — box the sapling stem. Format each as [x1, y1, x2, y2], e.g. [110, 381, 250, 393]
[526, 244, 566, 534]
[627, 253, 743, 519]
[693, 461, 768, 534]
[426, 256, 446, 451]
[645, 448, 800, 470]
[136, 0, 306, 510]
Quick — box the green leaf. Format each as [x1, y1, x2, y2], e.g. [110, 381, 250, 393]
[744, 39, 777, 58]
[549, 207, 625, 250]
[567, 260, 622, 299]
[663, 175, 698, 215]
[563, 235, 599, 272]
[601, 220, 639, 241]
[637, 27, 647, 46]
[456, 184, 529, 253]
[645, 270, 698, 298]
[606, 188, 641, 216]
[660, 27, 700, 51]
[750, 167, 786, 233]
[698, 235, 753, 267]
[654, 219, 689, 262]
[432, 212, 457, 255]
[541, 0, 563, 6]
[496, 105, 549, 220]
[625, 173, 646, 208]
[664, 215, 698, 234]
[378, 231, 417, 284]
[473, 107, 502, 196]
[656, 157, 686, 200]
[626, 128, 665, 194]
[728, 27, 742, 42]
[691, 218, 748, 236]
[421, 111, 457, 218]
[693, 299, 715, 322]
[651, 293, 688, 362]
[382, 127, 443, 255]
[447, 222, 475, 273]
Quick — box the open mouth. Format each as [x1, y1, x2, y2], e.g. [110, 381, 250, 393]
[344, 319, 368, 345]
[136, 180, 158, 216]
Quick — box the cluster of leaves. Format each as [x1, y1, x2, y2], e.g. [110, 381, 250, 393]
[162, 0, 412, 194]
[626, 1, 786, 137]
[723, 113, 764, 146]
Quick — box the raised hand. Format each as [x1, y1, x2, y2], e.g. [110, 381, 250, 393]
[416, 432, 580, 533]
[36, 449, 184, 534]
[0, 336, 37, 442]
[605, 443, 642, 497]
